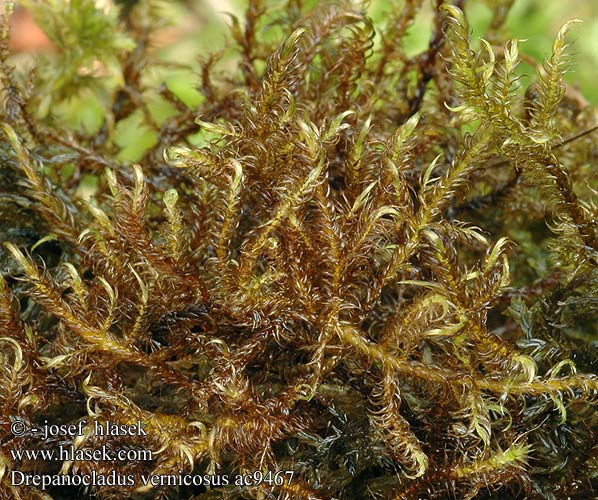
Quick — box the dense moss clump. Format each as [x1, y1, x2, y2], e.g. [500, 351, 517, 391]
[1, 1, 597, 499]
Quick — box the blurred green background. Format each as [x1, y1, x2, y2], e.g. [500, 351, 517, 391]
[10, 0, 597, 164]
[159, 0, 598, 101]
[154, 0, 598, 162]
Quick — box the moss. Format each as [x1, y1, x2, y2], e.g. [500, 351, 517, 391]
[0, 1, 597, 499]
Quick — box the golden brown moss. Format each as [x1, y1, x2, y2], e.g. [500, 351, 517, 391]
[0, 1, 597, 499]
